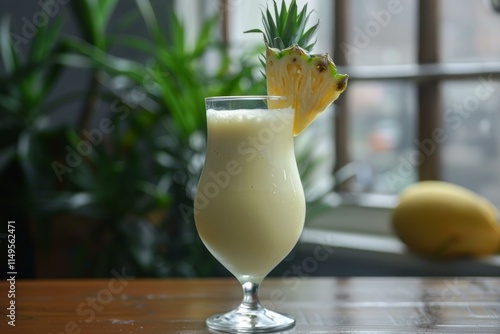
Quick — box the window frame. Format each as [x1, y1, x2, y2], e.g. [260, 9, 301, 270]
[212, 0, 500, 220]
[332, 0, 500, 199]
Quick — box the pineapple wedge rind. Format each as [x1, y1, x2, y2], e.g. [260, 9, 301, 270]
[266, 44, 348, 135]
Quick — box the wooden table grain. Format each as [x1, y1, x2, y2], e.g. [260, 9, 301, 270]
[1, 277, 499, 333]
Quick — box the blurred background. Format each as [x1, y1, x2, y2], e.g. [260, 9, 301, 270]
[1, 0, 500, 279]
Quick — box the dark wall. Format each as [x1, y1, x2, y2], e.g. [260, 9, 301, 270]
[0, 0, 173, 125]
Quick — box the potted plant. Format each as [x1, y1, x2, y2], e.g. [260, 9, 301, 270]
[0, 0, 265, 278]
[0, 0, 335, 278]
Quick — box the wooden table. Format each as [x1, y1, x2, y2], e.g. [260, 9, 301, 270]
[1, 277, 499, 333]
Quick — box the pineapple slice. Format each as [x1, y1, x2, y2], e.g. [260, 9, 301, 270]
[246, 0, 348, 135]
[266, 45, 348, 135]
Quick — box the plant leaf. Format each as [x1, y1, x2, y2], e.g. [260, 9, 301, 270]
[135, 0, 168, 50]
[29, 18, 64, 63]
[68, 1, 98, 46]
[98, 0, 119, 27]
[193, 15, 218, 58]
[282, 0, 297, 46]
[0, 16, 16, 74]
[298, 23, 319, 51]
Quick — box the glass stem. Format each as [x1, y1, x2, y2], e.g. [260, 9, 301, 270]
[239, 281, 262, 312]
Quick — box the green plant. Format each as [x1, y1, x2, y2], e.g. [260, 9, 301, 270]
[0, 0, 336, 278]
[0, 0, 263, 278]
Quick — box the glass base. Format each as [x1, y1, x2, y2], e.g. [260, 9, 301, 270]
[206, 307, 295, 333]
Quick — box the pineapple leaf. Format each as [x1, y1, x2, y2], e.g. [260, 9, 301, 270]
[276, 1, 286, 37]
[245, 28, 263, 34]
[282, 1, 297, 46]
[259, 56, 265, 68]
[266, 8, 279, 45]
[295, 4, 310, 43]
[244, 0, 318, 52]
[298, 22, 319, 51]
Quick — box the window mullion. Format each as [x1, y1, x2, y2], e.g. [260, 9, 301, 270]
[333, 0, 351, 192]
[417, 0, 441, 181]
[219, 0, 229, 52]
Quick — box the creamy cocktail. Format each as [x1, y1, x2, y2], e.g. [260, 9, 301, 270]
[194, 96, 305, 332]
[194, 104, 305, 284]
[193, 1, 347, 331]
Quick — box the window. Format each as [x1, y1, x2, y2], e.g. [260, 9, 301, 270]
[334, 0, 500, 209]
[186, 0, 500, 209]
[439, 0, 500, 206]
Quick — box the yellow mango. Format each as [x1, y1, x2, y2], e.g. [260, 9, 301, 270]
[391, 181, 500, 259]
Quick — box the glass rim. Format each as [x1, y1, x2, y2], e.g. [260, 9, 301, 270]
[205, 95, 287, 102]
